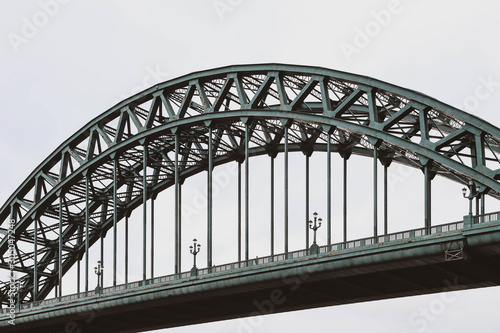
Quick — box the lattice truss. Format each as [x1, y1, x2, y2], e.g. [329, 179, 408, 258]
[1, 64, 500, 306]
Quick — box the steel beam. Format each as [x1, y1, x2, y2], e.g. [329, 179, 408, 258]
[245, 123, 249, 261]
[85, 175, 89, 292]
[100, 235, 104, 290]
[327, 135, 331, 245]
[77, 223, 82, 295]
[58, 195, 62, 297]
[270, 157, 274, 256]
[113, 158, 117, 286]
[481, 193, 485, 215]
[125, 215, 128, 284]
[238, 161, 241, 262]
[343, 158, 347, 243]
[151, 195, 154, 279]
[33, 218, 37, 301]
[175, 133, 179, 274]
[284, 126, 289, 254]
[305, 155, 310, 249]
[178, 184, 182, 271]
[208, 126, 213, 269]
[424, 164, 432, 231]
[384, 165, 388, 235]
[373, 148, 378, 238]
[143, 142, 147, 282]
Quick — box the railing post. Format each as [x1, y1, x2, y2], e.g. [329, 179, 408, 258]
[463, 215, 472, 228]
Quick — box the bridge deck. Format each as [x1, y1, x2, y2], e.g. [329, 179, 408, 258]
[2, 214, 500, 332]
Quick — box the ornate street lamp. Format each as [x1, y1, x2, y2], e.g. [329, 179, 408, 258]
[189, 239, 201, 277]
[309, 212, 322, 254]
[462, 181, 480, 217]
[94, 260, 103, 295]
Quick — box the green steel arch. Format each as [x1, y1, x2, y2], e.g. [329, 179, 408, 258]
[1, 63, 500, 306]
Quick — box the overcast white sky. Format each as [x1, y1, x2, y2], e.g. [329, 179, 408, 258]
[2, 1, 500, 332]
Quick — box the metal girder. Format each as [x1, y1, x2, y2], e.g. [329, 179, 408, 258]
[2, 63, 500, 306]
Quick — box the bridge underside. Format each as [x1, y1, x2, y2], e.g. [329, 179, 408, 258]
[5, 226, 500, 333]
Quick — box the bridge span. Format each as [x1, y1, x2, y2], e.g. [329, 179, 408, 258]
[2, 214, 500, 332]
[2, 64, 500, 331]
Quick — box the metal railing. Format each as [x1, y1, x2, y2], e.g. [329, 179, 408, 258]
[474, 211, 500, 224]
[3, 213, 499, 315]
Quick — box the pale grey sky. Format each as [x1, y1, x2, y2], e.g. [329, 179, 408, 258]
[2, 1, 500, 332]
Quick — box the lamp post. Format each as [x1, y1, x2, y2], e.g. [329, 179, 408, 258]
[462, 181, 480, 227]
[308, 212, 322, 254]
[189, 239, 201, 277]
[94, 260, 103, 295]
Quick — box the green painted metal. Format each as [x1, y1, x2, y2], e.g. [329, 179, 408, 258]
[270, 157, 274, 256]
[175, 133, 180, 274]
[308, 212, 322, 254]
[76, 246, 80, 294]
[424, 164, 432, 231]
[142, 142, 147, 281]
[85, 175, 89, 292]
[343, 157, 348, 243]
[284, 126, 289, 254]
[58, 195, 62, 297]
[113, 158, 117, 287]
[33, 217, 37, 301]
[327, 135, 331, 245]
[3, 63, 500, 306]
[245, 123, 249, 262]
[151, 195, 154, 279]
[208, 126, 213, 269]
[384, 165, 388, 235]
[125, 215, 128, 284]
[100, 234, 104, 292]
[373, 148, 378, 238]
[305, 155, 310, 249]
[189, 238, 200, 277]
[178, 184, 182, 273]
[4, 218, 500, 331]
[238, 161, 242, 261]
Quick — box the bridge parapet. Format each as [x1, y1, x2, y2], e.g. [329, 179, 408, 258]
[3, 212, 499, 317]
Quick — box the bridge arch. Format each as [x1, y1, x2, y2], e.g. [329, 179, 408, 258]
[2, 63, 500, 306]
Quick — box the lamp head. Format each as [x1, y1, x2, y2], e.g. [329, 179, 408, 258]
[462, 187, 467, 197]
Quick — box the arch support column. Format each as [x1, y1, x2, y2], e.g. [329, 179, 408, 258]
[423, 161, 435, 232]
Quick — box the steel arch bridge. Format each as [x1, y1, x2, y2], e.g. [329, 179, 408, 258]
[2, 63, 500, 331]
